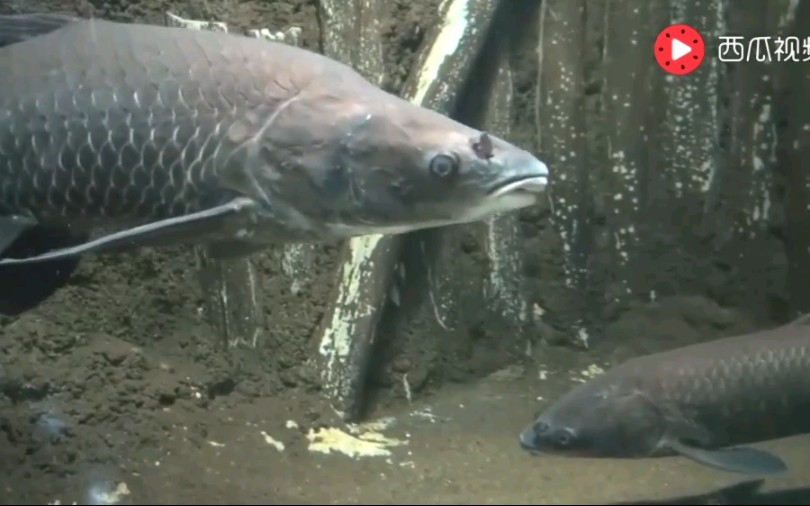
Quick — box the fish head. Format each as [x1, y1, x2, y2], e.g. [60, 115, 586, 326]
[255, 81, 549, 239]
[519, 377, 666, 459]
[330, 98, 550, 236]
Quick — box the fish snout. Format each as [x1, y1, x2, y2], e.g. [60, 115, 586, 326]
[491, 155, 550, 199]
[524, 157, 550, 189]
[519, 424, 542, 452]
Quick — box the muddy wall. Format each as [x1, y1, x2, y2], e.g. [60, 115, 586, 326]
[0, 0, 809, 427]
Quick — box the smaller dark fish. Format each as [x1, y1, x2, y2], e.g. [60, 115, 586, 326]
[519, 314, 810, 475]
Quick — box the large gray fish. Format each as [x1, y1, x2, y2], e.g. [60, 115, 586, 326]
[519, 314, 810, 475]
[0, 14, 549, 265]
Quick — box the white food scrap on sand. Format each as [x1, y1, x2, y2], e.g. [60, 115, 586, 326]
[306, 417, 407, 459]
[260, 431, 286, 452]
[572, 363, 606, 383]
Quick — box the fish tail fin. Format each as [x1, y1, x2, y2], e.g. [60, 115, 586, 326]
[0, 13, 78, 48]
[669, 440, 787, 476]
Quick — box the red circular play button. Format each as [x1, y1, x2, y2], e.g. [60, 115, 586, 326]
[654, 24, 705, 76]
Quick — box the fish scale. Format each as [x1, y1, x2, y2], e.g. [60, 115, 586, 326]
[0, 23, 244, 224]
[636, 334, 810, 447]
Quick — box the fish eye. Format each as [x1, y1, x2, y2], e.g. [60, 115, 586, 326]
[554, 429, 573, 447]
[533, 421, 549, 434]
[429, 153, 460, 179]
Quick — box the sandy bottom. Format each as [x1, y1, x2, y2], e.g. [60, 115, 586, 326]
[3, 348, 808, 506]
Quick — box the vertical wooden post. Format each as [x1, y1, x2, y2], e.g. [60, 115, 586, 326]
[314, 0, 393, 421]
[480, 9, 532, 345]
[534, 0, 592, 342]
[781, 0, 810, 315]
[314, 0, 502, 420]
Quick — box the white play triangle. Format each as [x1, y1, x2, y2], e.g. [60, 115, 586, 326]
[672, 38, 691, 61]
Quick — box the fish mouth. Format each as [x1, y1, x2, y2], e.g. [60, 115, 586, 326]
[490, 175, 548, 198]
[519, 427, 543, 454]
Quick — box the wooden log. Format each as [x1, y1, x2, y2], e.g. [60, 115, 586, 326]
[480, 55, 531, 336]
[475, 3, 535, 347]
[314, 0, 390, 422]
[781, 0, 810, 315]
[166, 12, 304, 350]
[314, 0, 500, 420]
[315, 233, 400, 420]
[598, 1, 669, 303]
[532, 0, 791, 339]
[703, 0, 790, 323]
[194, 253, 261, 349]
[319, 0, 385, 84]
[539, 0, 762, 329]
[406, 0, 501, 114]
[535, 0, 593, 344]
[662, 1, 723, 197]
[595, 0, 731, 312]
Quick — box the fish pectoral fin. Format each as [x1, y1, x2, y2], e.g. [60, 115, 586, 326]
[0, 215, 37, 255]
[0, 198, 261, 266]
[0, 13, 79, 47]
[668, 440, 787, 475]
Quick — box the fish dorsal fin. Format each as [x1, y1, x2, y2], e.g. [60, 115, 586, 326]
[0, 13, 80, 48]
[788, 312, 810, 327]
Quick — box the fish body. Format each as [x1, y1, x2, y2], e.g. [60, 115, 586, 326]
[0, 15, 549, 264]
[519, 314, 810, 475]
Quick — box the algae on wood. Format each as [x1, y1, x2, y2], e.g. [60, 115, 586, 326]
[770, 0, 809, 315]
[477, 4, 535, 344]
[481, 60, 531, 333]
[699, 0, 789, 322]
[598, 0, 669, 302]
[319, 0, 385, 82]
[535, 0, 592, 343]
